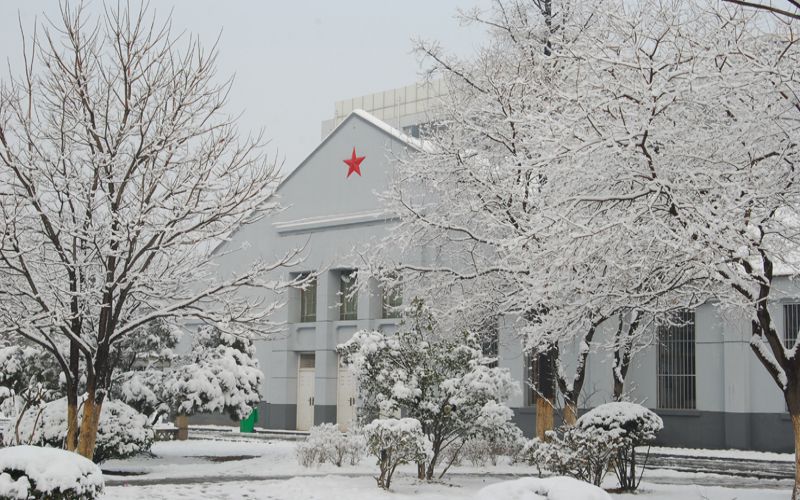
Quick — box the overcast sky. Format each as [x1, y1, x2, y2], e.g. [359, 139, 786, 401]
[1, 1, 490, 175]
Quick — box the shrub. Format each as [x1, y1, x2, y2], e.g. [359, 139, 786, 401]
[364, 418, 432, 490]
[296, 423, 365, 467]
[534, 427, 618, 486]
[524, 402, 664, 490]
[576, 402, 663, 491]
[9, 398, 153, 464]
[338, 317, 520, 481]
[461, 425, 526, 467]
[0, 445, 104, 500]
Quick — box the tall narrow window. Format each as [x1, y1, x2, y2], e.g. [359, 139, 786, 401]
[784, 303, 800, 349]
[526, 350, 556, 406]
[657, 309, 696, 410]
[339, 271, 358, 321]
[300, 275, 317, 323]
[381, 276, 402, 319]
[479, 316, 499, 368]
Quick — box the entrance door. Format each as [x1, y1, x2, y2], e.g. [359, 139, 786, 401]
[296, 354, 315, 431]
[336, 364, 357, 432]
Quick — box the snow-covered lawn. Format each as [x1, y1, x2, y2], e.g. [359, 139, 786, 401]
[98, 438, 793, 499]
[105, 475, 791, 500]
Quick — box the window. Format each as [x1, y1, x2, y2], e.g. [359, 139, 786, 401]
[339, 271, 358, 321]
[526, 350, 556, 406]
[657, 310, 696, 410]
[299, 353, 316, 369]
[478, 316, 499, 367]
[784, 303, 800, 348]
[299, 275, 317, 323]
[381, 277, 402, 319]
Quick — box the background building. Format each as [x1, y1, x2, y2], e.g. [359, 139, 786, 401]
[320, 81, 446, 140]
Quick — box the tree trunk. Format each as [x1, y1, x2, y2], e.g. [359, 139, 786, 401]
[176, 414, 189, 441]
[65, 396, 79, 451]
[76, 389, 103, 460]
[563, 400, 578, 426]
[535, 397, 554, 440]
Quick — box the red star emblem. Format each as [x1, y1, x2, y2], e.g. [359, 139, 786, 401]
[343, 147, 365, 178]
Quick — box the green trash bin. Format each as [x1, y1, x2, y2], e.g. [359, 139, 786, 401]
[239, 408, 258, 433]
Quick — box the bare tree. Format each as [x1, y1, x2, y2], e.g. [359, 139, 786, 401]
[0, 3, 300, 459]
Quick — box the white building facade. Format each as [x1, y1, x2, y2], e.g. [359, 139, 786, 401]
[213, 107, 794, 452]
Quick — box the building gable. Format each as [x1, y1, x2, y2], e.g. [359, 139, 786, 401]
[273, 110, 419, 225]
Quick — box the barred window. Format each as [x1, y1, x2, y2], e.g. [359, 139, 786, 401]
[784, 303, 800, 349]
[526, 350, 556, 406]
[339, 271, 358, 321]
[657, 310, 696, 410]
[381, 276, 402, 319]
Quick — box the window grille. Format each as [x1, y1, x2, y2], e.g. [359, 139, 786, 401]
[657, 310, 696, 410]
[339, 271, 358, 321]
[381, 276, 402, 319]
[526, 350, 556, 406]
[299, 275, 317, 323]
[784, 303, 800, 349]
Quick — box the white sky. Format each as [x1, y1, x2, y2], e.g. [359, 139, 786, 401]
[1, 1, 490, 175]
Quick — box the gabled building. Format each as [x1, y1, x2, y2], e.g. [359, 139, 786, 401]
[214, 103, 794, 452]
[214, 109, 419, 431]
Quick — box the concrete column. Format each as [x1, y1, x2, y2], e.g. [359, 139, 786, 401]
[722, 312, 751, 449]
[314, 270, 338, 425]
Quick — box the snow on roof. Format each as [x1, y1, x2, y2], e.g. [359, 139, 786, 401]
[348, 109, 433, 153]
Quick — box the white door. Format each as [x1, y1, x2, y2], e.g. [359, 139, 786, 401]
[296, 354, 315, 431]
[336, 366, 357, 432]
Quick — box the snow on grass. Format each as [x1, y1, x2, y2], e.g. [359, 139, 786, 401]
[104, 475, 791, 500]
[100, 439, 794, 499]
[630, 481, 790, 500]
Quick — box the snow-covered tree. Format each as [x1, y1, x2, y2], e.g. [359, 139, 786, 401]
[117, 326, 262, 423]
[0, 3, 301, 459]
[517, 2, 800, 495]
[404, 0, 800, 494]
[338, 302, 520, 480]
[167, 327, 262, 420]
[375, 0, 700, 433]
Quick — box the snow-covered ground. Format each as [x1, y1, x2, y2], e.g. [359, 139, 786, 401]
[99, 438, 794, 499]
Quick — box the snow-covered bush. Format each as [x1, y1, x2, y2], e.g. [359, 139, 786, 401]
[115, 326, 263, 424]
[0, 445, 104, 499]
[475, 476, 612, 500]
[364, 418, 432, 490]
[525, 403, 663, 489]
[338, 302, 521, 480]
[295, 423, 365, 467]
[9, 398, 153, 464]
[166, 327, 262, 421]
[461, 426, 525, 467]
[535, 426, 618, 486]
[576, 402, 663, 490]
[0, 344, 63, 430]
